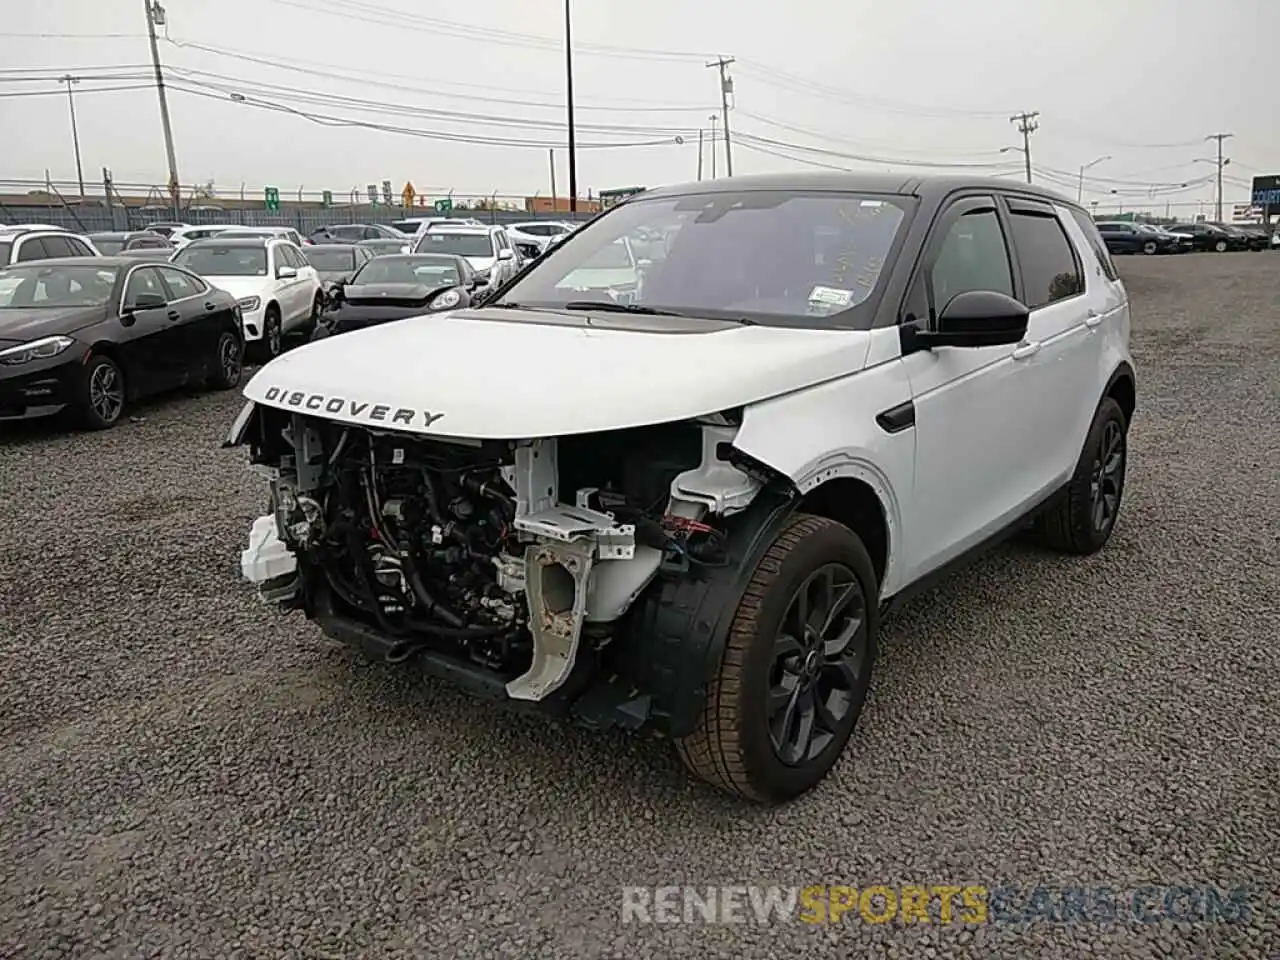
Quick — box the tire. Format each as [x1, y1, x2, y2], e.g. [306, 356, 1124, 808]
[304, 292, 324, 335]
[1214, 239, 1228, 253]
[78, 353, 126, 430]
[1142, 240, 1158, 255]
[249, 305, 282, 364]
[1035, 397, 1128, 555]
[208, 329, 244, 390]
[675, 514, 879, 804]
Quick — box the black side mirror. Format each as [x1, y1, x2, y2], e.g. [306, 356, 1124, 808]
[914, 290, 1029, 349]
[127, 292, 167, 312]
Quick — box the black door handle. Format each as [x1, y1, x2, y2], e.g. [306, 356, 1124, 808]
[204, 301, 216, 311]
[167, 310, 182, 321]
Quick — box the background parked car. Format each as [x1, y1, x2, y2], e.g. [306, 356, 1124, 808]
[1207, 223, 1270, 251]
[302, 243, 376, 284]
[311, 253, 481, 341]
[1095, 222, 1186, 255]
[1164, 222, 1237, 252]
[356, 237, 411, 257]
[0, 226, 100, 265]
[171, 237, 321, 362]
[0, 258, 242, 428]
[85, 232, 175, 260]
[216, 226, 309, 248]
[412, 223, 520, 285]
[168, 224, 233, 251]
[309, 223, 407, 246]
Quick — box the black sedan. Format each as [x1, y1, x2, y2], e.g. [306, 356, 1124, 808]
[1163, 222, 1239, 252]
[1208, 223, 1270, 251]
[311, 254, 480, 341]
[0, 258, 243, 429]
[302, 243, 376, 284]
[1095, 221, 1188, 255]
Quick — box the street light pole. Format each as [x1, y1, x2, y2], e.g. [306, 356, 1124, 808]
[59, 74, 86, 198]
[1077, 155, 1111, 203]
[563, 0, 578, 213]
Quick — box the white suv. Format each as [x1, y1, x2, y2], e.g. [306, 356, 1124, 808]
[230, 173, 1136, 804]
[0, 226, 100, 264]
[412, 223, 520, 285]
[172, 236, 321, 362]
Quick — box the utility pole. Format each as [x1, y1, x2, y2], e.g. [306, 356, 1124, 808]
[59, 75, 86, 199]
[144, 0, 181, 217]
[548, 148, 557, 211]
[709, 115, 718, 178]
[696, 128, 704, 181]
[1009, 111, 1039, 184]
[706, 57, 735, 176]
[563, 0, 578, 213]
[1206, 132, 1233, 223]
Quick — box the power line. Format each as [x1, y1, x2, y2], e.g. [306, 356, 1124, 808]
[162, 38, 712, 112]
[734, 110, 1008, 160]
[0, 31, 144, 39]
[0, 82, 154, 99]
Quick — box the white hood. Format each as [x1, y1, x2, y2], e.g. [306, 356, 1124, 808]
[242, 308, 872, 439]
[206, 276, 272, 301]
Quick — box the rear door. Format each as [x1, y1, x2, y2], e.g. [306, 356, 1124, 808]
[157, 266, 223, 378]
[118, 265, 187, 394]
[999, 195, 1096, 490]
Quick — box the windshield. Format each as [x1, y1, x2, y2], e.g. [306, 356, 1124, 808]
[173, 245, 268, 277]
[91, 235, 126, 254]
[390, 221, 420, 234]
[353, 256, 461, 287]
[0, 263, 119, 308]
[415, 232, 495, 257]
[306, 247, 358, 271]
[499, 190, 909, 326]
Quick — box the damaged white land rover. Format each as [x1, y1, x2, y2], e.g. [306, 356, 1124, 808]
[228, 173, 1136, 803]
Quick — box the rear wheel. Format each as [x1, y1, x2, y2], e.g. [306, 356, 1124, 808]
[1035, 397, 1128, 555]
[1214, 238, 1228, 253]
[209, 329, 244, 390]
[78, 353, 126, 430]
[249, 305, 282, 364]
[1142, 240, 1158, 255]
[675, 514, 879, 804]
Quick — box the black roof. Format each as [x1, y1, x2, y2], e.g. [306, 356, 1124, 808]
[638, 171, 1075, 207]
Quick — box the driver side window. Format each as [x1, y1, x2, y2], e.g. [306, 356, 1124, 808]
[928, 208, 1014, 321]
[124, 267, 166, 306]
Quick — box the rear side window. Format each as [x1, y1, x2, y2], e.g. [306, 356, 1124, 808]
[1066, 208, 1119, 282]
[16, 238, 50, 262]
[40, 236, 75, 258]
[1008, 210, 1085, 309]
[66, 237, 95, 257]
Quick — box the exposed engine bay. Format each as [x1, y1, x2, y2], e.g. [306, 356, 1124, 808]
[243, 407, 763, 702]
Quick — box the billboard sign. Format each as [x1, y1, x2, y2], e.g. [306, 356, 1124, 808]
[1250, 175, 1280, 209]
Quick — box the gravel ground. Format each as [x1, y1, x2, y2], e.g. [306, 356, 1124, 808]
[1, 252, 1277, 959]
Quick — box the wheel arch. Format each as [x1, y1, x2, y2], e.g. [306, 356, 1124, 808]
[1104, 360, 1136, 426]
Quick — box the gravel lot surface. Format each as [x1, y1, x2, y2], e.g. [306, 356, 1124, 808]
[1, 252, 1277, 959]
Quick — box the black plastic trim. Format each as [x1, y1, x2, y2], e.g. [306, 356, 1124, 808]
[876, 400, 916, 433]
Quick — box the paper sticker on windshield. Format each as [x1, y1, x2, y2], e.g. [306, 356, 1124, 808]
[859, 200, 885, 208]
[808, 285, 855, 311]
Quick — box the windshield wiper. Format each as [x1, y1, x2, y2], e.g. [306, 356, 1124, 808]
[560, 300, 756, 324]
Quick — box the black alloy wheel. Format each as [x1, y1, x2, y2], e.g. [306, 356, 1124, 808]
[81, 354, 126, 430]
[768, 563, 869, 766]
[210, 329, 244, 390]
[1090, 418, 1125, 535]
[1035, 396, 1128, 555]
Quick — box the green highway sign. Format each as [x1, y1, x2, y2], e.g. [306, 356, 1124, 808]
[433, 198, 453, 213]
[321, 189, 333, 208]
[264, 186, 280, 211]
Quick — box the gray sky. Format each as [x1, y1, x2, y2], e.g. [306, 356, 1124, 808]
[2, 0, 1275, 212]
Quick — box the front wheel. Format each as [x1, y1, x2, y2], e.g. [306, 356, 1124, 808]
[675, 514, 879, 804]
[1142, 240, 1158, 255]
[79, 353, 126, 430]
[1214, 239, 1228, 253]
[249, 306, 282, 364]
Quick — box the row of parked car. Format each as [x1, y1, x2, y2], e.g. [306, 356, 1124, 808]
[1095, 219, 1279, 255]
[0, 216, 584, 428]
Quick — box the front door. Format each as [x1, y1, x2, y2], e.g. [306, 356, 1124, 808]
[117, 266, 187, 395]
[898, 194, 1044, 583]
